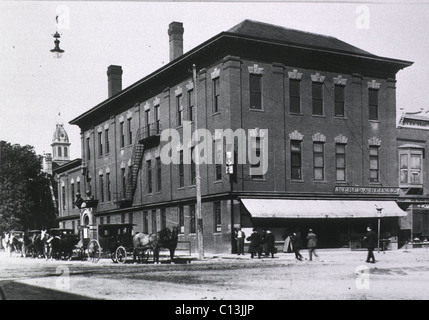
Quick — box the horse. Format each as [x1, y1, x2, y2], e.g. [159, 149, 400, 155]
[46, 233, 80, 260]
[5, 232, 24, 257]
[133, 227, 179, 264]
[31, 230, 48, 258]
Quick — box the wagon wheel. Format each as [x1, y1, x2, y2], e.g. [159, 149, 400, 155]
[115, 246, 127, 264]
[87, 240, 101, 263]
[78, 247, 87, 261]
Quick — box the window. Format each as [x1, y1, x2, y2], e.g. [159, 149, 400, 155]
[214, 202, 221, 232]
[190, 147, 196, 185]
[106, 216, 110, 224]
[98, 131, 103, 156]
[160, 208, 166, 230]
[120, 122, 125, 148]
[62, 185, 66, 210]
[99, 217, 104, 226]
[178, 206, 184, 234]
[179, 150, 184, 188]
[145, 109, 151, 137]
[188, 90, 195, 122]
[71, 182, 75, 208]
[147, 160, 152, 194]
[121, 168, 126, 198]
[58, 147, 62, 157]
[99, 174, 104, 202]
[127, 118, 132, 145]
[105, 129, 110, 154]
[64, 147, 68, 158]
[177, 94, 183, 126]
[213, 78, 220, 113]
[400, 150, 423, 185]
[121, 213, 125, 224]
[106, 172, 111, 201]
[336, 144, 346, 181]
[250, 74, 262, 110]
[143, 211, 148, 233]
[250, 136, 263, 179]
[190, 205, 196, 234]
[152, 210, 157, 233]
[291, 141, 302, 180]
[335, 85, 345, 117]
[369, 89, 379, 120]
[313, 142, 324, 180]
[312, 82, 323, 115]
[215, 140, 223, 181]
[369, 146, 379, 182]
[155, 105, 160, 133]
[76, 180, 81, 194]
[289, 79, 301, 113]
[156, 157, 162, 192]
[86, 137, 91, 160]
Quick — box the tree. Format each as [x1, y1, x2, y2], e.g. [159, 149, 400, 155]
[0, 141, 56, 233]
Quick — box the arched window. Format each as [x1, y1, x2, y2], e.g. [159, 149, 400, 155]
[58, 146, 62, 157]
[64, 147, 68, 158]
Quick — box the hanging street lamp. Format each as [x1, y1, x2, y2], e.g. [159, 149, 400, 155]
[50, 31, 64, 59]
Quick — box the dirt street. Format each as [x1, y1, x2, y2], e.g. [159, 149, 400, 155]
[1, 247, 429, 300]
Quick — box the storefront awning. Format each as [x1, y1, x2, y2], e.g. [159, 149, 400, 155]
[241, 198, 407, 219]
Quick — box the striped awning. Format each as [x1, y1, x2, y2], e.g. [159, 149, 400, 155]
[241, 198, 407, 219]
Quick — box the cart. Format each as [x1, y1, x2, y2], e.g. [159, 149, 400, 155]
[81, 223, 141, 264]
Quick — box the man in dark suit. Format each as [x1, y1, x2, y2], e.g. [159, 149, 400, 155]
[364, 226, 378, 263]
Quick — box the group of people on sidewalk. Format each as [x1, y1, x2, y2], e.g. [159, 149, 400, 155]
[235, 226, 378, 263]
[234, 228, 319, 261]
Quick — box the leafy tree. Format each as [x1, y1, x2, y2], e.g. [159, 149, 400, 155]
[0, 141, 56, 233]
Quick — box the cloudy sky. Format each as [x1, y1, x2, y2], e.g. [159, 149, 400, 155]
[0, 1, 427, 160]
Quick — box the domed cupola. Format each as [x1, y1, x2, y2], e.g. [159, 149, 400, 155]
[51, 121, 71, 165]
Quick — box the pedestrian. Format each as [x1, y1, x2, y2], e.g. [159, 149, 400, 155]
[291, 231, 303, 261]
[261, 229, 268, 257]
[283, 232, 293, 253]
[247, 229, 262, 259]
[307, 229, 318, 261]
[264, 230, 276, 258]
[235, 228, 246, 255]
[363, 226, 377, 263]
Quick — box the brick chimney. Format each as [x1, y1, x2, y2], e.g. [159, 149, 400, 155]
[168, 22, 184, 61]
[107, 65, 123, 98]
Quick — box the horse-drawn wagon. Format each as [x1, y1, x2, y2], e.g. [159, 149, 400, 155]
[46, 228, 80, 260]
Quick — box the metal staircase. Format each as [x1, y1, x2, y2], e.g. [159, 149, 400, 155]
[114, 124, 161, 207]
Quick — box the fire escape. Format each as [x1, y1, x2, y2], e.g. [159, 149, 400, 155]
[114, 124, 161, 208]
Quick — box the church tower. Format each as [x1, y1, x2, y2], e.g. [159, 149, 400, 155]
[51, 121, 71, 166]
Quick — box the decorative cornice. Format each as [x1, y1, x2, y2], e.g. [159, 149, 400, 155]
[126, 110, 133, 119]
[368, 80, 381, 89]
[144, 102, 150, 111]
[211, 68, 220, 79]
[97, 126, 103, 133]
[288, 69, 302, 80]
[333, 75, 347, 86]
[289, 130, 304, 141]
[175, 86, 183, 97]
[334, 134, 348, 144]
[153, 97, 160, 106]
[104, 123, 109, 130]
[368, 137, 382, 146]
[311, 73, 325, 83]
[249, 128, 266, 138]
[248, 64, 264, 75]
[186, 81, 194, 91]
[312, 133, 326, 142]
[119, 115, 125, 123]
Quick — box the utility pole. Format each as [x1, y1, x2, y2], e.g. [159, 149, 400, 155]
[193, 64, 204, 260]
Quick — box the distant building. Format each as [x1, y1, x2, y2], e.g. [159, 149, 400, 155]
[55, 20, 412, 253]
[397, 109, 429, 242]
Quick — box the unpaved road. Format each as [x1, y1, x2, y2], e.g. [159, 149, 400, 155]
[1, 248, 429, 300]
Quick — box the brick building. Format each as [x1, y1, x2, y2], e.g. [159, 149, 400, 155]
[57, 20, 412, 252]
[397, 109, 429, 243]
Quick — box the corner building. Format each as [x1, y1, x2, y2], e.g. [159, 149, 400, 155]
[62, 20, 412, 253]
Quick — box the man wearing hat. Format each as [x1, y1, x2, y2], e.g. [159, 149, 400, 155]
[307, 229, 318, 261]
[363, 226, 377, 263]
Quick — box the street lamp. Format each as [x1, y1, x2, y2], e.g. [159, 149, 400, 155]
[50, 32, 64, 59]
[376, 207, 383, 253]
